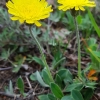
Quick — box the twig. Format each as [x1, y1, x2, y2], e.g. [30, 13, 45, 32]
[93, 94, 98, 100]
[25, 76, 32, 89]
[0, 92, 15, 98]
[35, 90, 49, 96]
[0, 67, 12, 71]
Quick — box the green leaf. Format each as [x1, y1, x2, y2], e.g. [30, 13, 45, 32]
[76, 15, 82, 24]
[9, 81, 13, 94]
[32, 27, 41, 37]
[35, 71, 49, 87]
[65, 11, 75, 30]
[17, 76, 24, 94]
[55, 74, 63, 88]
[57, 69, 73, 83]
[32, 56, 44, 67]
[30, 73, 37, 81]
[12, 66, 21, 73]
[49, 10, 61, 22]
[48, 94, 57, 100]
[66, 83, 83, 92]
[61, 95, 74, 100]
[87, 38, 96, 46]
[49, 38, 57, 46]
[53, 57, 66, 69]
[86, 81, 97, 89]
[50, 82, 64, 99]
[1, 49, 10, 60]
[5, 81, 14, 95]
[92, 51, 100, 58]
[38, 95, 49, 100]
[83, 89, 94, 100]
[71, 90, 84, 100]
[87, 8, 100, 37]
[88, 48, 100, 62]
[42, 69, 51, 85]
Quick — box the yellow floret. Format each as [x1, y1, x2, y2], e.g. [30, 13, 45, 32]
[58, 0, 96, 11]
[6, 0, 53, 26]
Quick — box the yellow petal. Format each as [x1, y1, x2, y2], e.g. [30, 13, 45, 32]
[75, 6, 79, 10]
[34, 21, 41, 27]
[57, 0, 96, 11]
[26, 19, 34, 24]
[6, 0, 53, 25]
[79, 6, 85, 11]
[11, 16, 19, 20]
[19, 18, 24, 23]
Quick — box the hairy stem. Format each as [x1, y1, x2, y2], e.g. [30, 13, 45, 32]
[29, 26, 54, 82]
[74, 17, 81, 78]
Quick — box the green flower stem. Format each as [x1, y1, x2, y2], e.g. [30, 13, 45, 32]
[74, 17, 81, 78]
[29, 26, 54, 82]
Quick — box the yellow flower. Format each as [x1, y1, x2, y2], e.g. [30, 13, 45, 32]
[58, 0, 96, 11]
[6, 0, 53, 26]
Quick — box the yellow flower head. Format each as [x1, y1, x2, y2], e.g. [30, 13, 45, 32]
[6, 0, 53, 26]
[58, 0, 96, 11]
